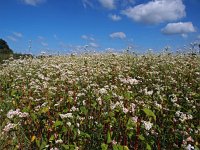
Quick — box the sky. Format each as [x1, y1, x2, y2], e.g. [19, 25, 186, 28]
[0, 0, 200, 55]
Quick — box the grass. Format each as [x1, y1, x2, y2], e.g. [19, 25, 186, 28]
[0, 53, 199, 150]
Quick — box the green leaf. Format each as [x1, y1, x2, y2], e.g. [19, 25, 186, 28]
[80, 106, 88, 115]
[36, 139, 40, 148]
[62, 144, 70, 149]
[113, 145, 118, 150]
[138, 135, 145, 141]
[101, 143, 108, 150]
[107, 131, 112, 144]
[39, 141, 46, 150]
[142, 108, 156, 121]
[123, 146, 129, 150]
[41, 106, 49, 113]
[54, 120, 63, 127]
[146, 143, 152, 150]
[49, 135, 54, 142]
[126, 118, 136, 130]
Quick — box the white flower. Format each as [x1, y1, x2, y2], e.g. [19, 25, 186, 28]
[170, 94, 177, 103]
[186, 144, 194, 150]
[55, 139, 63, 144]
[7, 109, 20, 119]
[131, 116, 138, 123]
[77, 129, 80, 135]
[123, 107, 129, 114]
[82, 100, 86, 106]
[154, 102, 162, 109]
[59, 113, 73, 119]
[3, 123, 17, 132]
[50, 147, 59, 150]
[128, 78, 139, 85]
[67, 122, 71, 127]
[97, 97, 102, 105]
[112, 140, 117, 145]
[99, 88, 107, 94]
[71, 106, 78, 112]
[144, 88, 153, 95]
[142, 121, 153, 131]
[18, 112, 29, 118]
[130, 103, 136, 113]
[186, 136, 194, 142]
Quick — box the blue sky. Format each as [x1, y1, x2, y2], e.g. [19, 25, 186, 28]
[0, 0, 200, 55]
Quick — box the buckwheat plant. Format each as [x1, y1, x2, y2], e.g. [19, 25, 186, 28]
[0, 53, 199, 149]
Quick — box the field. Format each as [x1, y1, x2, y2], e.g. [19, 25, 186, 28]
[0, 53, 199, 150]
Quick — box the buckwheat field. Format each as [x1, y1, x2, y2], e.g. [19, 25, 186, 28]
[0, 53, 199, 150]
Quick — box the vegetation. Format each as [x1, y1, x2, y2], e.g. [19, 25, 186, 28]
[0, 53, 199, 150]
[0, 39, 32, 63]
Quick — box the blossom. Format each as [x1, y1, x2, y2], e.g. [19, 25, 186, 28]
[67, 122, 71, 127]
[186, 136, 194, 142]
[70, 106, 79, 112]
[59, 113, 73, 119]
[123, 107, 129, 114]
[7, 109, 29, 119]
[144, 88, 153, 95]
[99, 88, 107, 94]
[50, 147, 59, 150]
[186, 144, 194, 150]
[142, 121, 153, 131]
[7, 109, 20, 119]
[131, 116, 138, 123]
[3, 123, 17, 132]
[55, 139, 63, 144]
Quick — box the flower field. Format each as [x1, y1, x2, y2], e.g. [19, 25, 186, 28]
[0, 53, 199, 150]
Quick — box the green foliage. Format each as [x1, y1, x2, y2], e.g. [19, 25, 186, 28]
[0, 53, 200, 149]
[0, 39, 13, 54]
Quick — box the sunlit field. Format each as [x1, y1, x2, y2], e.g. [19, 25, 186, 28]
[0, 53, 199, 150]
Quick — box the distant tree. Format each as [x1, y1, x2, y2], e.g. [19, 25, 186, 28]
[0, 39, 13, 54]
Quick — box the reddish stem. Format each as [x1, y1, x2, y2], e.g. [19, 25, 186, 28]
[134, 117, 141, 150]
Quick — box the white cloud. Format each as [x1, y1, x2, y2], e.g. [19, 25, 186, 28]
[81, 35, 88, 40]
[41, 42, 48, 47]
[21, 0, 46, 6]
[89, 42, 98, 48]
[161, 22, 196, 35]
[98, 0, 115, 9]
[13, 32, 23, 38]
[122, 0, 186, 24]
[110, 32, 126, 39]
[181, 34, 188, 38]
[109, 14, 122, 21]
[38, 36, 45, 40]
[7, 36, 17, 42]
[81, 35, 95, 41]
[7, 32, 23, 42]
[82, 0, 93, 8]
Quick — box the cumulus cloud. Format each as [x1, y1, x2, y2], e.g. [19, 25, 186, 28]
[161, 22, 196, 35]
[41, 42, 48, 47]
[122, 0, 186, 24]
[7, 32, 23, 42]
[13, 32, 23, 38]
[82, 0, 93, 8]
[7, 36, 17, 42]
[81, 35, 95, 41]
[21, 0, 46, 6]
[110, 32, 126, 39]
[98, 0, 115, 9]
[109, 14, 122, 21]
[89, 42, 98, 48]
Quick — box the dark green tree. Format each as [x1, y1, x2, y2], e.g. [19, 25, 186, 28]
[0, 39, 13, 54]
